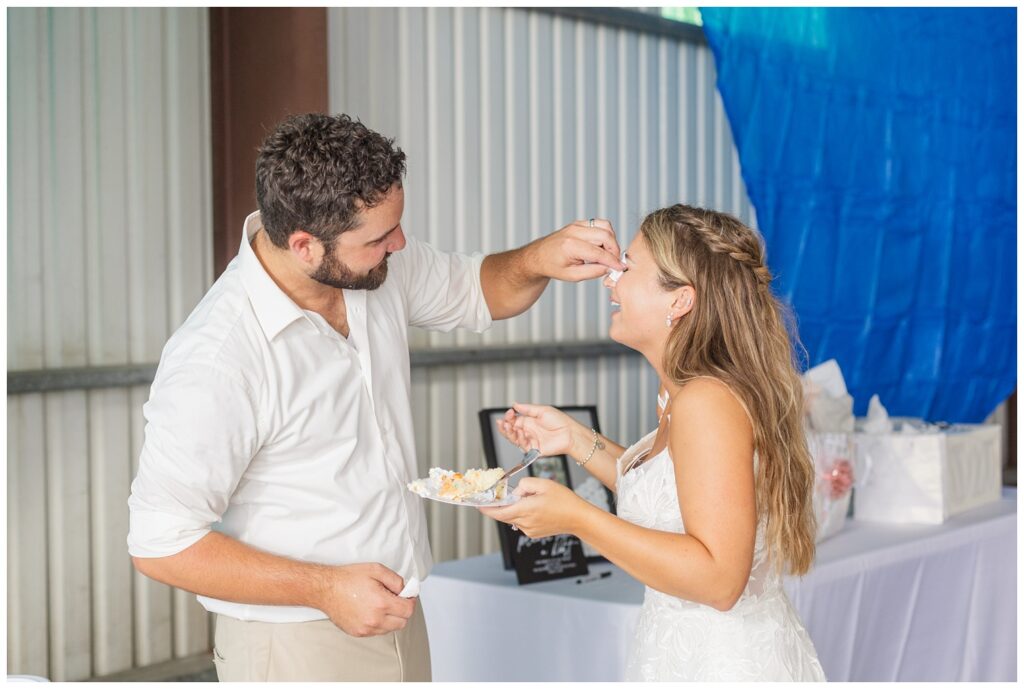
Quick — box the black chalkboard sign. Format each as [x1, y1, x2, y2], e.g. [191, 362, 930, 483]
[511, 532, 590, 585]
[478, 405, 614, 570]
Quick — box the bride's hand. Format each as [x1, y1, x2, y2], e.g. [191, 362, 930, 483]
[495, 403, 581, 457]
[479, 477, 587, 539]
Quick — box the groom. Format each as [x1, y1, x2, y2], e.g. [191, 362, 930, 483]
[127, 113, 622, 681]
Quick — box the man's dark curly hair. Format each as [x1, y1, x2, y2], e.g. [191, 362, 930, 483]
[255, 113, 407, 248]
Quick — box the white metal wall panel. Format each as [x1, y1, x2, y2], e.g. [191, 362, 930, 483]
[328, 8, 755, 564]
[6, 8, 212, 680]
[6, 395, 50, 677]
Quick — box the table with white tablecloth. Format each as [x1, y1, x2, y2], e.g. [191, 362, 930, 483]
[420, 488, 1016, 681]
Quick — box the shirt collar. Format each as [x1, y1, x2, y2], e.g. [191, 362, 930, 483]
[238, 211, 307, 341]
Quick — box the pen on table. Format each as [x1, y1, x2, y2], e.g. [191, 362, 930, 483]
[576, 571, 612, 584]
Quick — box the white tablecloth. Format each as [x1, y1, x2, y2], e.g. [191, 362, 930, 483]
[421, 488, 1016, 681]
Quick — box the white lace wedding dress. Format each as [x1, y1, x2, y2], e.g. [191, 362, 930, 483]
[617, 428, 826, 682]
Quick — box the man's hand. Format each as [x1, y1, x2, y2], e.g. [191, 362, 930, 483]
[315, 563, 416, 637]
[130, 534, 418, 637]
[532, 218, 624, 282]
[481, 218, 624, 320]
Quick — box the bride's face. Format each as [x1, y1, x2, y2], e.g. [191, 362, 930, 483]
[603, 234, 679, 352]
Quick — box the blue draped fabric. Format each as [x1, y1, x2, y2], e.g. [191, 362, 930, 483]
[700, 7, 1016, 422]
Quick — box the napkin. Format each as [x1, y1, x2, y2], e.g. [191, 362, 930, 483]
[398, 576, 421, 598]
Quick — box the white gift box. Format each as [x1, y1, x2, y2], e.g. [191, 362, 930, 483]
[807, 432, 856, 542]
[851, 420, 1003, 525]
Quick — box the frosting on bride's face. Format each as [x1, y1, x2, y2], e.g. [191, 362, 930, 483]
[602, 235, 677, 353]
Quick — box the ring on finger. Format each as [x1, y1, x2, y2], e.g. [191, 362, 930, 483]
[588, 218, 595, 228]
[511, 523, 519, 531]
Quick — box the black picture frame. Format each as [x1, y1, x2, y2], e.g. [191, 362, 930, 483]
[478, 405, 615, 568]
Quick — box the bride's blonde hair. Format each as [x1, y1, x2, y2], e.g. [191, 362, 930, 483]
[641, 204, 817, 576]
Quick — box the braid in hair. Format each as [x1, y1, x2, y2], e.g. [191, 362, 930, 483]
[683, 207, 773, 291]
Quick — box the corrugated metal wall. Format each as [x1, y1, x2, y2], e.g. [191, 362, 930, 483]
[326, 7, 756, 564]
[6, 8, 213, 680]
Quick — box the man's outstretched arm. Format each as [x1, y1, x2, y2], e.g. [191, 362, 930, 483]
[480, 218, 624, 320]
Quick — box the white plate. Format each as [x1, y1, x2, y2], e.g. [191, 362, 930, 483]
[407, 483, 520, 507]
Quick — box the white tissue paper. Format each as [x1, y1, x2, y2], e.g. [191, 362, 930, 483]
[804, 358, 849, 398]
[861, 394, 894, 434]
[802, 359, 855, 433]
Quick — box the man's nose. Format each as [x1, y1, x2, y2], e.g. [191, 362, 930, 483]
[388, 226, 407, 253]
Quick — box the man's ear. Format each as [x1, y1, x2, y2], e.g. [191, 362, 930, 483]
[287, 230, 320, 265]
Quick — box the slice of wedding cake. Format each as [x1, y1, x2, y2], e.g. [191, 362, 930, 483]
[408, 467, 507, 502]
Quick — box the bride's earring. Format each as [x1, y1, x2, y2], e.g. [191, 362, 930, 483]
[665, 316, 673, 328]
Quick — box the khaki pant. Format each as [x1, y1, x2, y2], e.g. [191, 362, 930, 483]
[213, 603, 431, 682]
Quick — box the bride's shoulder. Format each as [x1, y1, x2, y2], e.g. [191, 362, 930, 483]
[669, 377, 754, 434]
[665, 380, 756, 471]
[672, 375, 738, 403]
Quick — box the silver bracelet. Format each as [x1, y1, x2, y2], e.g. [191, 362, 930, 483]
[577, 428, 605, 467]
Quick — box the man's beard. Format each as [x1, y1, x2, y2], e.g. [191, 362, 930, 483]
[311, 247, 390, 290]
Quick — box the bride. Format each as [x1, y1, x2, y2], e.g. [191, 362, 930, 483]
[480, 204, 826, 681]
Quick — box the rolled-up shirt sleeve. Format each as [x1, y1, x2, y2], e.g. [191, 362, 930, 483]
[395, 236, 493, 333]
[127, 363, 260, 558]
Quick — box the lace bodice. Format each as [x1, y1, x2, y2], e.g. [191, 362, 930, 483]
[615, 428, 826, 681]
[616, 429, 780, 609]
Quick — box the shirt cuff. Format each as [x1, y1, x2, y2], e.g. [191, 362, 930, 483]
[469, 251, 494, 333]
[127, 504, 212, 559]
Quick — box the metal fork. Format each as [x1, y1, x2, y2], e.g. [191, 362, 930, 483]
[467, 448, 541, 501]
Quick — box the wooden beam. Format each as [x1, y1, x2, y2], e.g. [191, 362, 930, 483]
[210, 8, 329, 277]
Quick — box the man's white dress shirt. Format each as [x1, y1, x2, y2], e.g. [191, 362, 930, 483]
[128, 211, 492, 622]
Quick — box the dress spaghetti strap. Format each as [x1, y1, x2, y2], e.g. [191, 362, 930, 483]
[633, 377, 756, 478]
